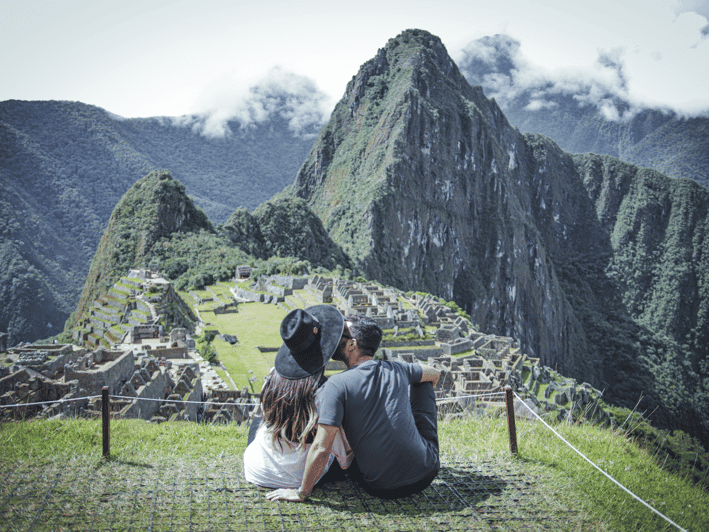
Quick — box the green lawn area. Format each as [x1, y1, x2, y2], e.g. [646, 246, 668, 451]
[210, 281, 236, 299]
[200, 303, 287, 392]
[398, 297, 416, 311]
[293, 290, 321, 308]
[213, 367, 234, 390]
[189, 288, 214, 299]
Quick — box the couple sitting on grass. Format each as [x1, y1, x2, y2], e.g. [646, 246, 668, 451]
[243, 305, 441, 501]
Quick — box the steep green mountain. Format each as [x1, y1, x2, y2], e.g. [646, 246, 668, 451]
[72, 172, 350, 328]
[71, 170, 213, 326]
[289, 29, 709, 446]
[223, 197, 351, 271]
[0, 99, 316, 345]
[456, 34, 709, 189]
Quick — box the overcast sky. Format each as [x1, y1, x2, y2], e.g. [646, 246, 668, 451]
[2, 0, 708, 122]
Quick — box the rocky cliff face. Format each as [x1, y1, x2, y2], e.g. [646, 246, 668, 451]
[291, 29, 709, 444]
[292, 30, 599, 375]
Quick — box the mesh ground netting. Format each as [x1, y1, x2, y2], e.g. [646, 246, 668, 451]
[0, 455, 579, 531]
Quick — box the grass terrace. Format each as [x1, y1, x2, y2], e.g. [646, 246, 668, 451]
[210, 282, 237, 299]
[0, 415, 706, 531]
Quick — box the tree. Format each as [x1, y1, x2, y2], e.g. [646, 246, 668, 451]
[197, 331, 217, 363]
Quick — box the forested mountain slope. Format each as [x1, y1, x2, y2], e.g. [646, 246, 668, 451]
[288, 29, 709, 446]
[0, 100, 315, 344]
[70, 171, 348, 330]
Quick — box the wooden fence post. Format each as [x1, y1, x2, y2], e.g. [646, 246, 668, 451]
[504, 385, 518, 454]
[102, 386, 110, 459]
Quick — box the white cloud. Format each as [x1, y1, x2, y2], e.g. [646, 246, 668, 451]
[454, 0, 709, 118]
[457, 17, 709, 121]
[3, 0, 707, 119]
[172, 67, 335, 138]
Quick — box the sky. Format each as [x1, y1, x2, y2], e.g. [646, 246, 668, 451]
[2, 0, 708, 131]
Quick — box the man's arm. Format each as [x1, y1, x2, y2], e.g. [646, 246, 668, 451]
[419, 364, 441, 387]
[265, 423, 339, 502]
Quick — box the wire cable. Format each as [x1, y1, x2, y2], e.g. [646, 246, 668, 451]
[512, 391, 687, 532]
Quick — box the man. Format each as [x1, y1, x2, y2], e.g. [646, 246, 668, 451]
[266, 314, 440, 501]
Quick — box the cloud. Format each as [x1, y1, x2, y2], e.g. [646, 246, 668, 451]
[457, 35, 654, 121]
[175, 67, 334, 138]
[456, 6, 709, 120]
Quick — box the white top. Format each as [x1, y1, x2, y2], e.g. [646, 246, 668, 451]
[243, 424, 352, 488]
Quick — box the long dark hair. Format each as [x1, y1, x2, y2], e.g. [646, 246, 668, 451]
[260, 369, 325, 450]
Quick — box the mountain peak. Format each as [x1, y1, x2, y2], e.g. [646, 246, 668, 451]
[292, 30, 507, 260]
[70, 170, 213, 326]
[342, 28, 473, 109]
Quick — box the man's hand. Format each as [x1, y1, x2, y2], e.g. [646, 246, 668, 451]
[265, 488, 307, 502]
[420, 364, 441, 387]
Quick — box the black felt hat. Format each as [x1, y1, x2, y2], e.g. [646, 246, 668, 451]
[274, 305, 344, 380]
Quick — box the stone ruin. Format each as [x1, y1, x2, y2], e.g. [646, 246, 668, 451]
[235, 265, 252, 279]
[2, 272, 607, 428]
[302, 277, 609, 426]
[72, 269, 195, 351]
[0, 270, 249, 425]
[0, 339, 250, 425]
[231, 275, 305, 305]
[201, 388, 253, 425]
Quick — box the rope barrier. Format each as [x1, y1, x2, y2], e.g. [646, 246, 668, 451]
[108, 394, 259, 407]
[512, 391, 687, 532]
[0, 395, 101, 408]
[0, 395, 259, 410]
[0, 389, 505, 411]
[436, 391, 505, 403]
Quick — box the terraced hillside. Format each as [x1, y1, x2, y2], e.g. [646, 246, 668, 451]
[72, 270, 195, 349]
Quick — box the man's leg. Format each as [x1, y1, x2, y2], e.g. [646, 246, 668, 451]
[410, 381, 438, 451]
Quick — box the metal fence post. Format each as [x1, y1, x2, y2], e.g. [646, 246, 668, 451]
[504, 385, 518, 454]
[102, 386, 110, 459]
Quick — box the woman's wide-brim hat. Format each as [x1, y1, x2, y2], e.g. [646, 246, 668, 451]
[274, 305, 344, 380]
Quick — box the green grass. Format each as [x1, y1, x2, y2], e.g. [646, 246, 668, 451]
[200, 303, 287, 391]
[213, 367, 235, 390]
[210, 281, 236, 299]
[0, 417, 248, 463]
[294, 290, 321, 308]
[443, 416, 708, 530]
[196, 301, 224, 312]
[189, 288, 214, 299]
[0, 416, 706, 530]
[180, 283, 336, 391]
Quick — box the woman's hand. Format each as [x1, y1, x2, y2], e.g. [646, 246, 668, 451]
[265, 488, 307, 502]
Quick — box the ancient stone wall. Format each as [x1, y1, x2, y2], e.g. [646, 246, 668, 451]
[65, 351, 136, 395]
[270, 275, 308, 290]
[151, 346, 188, 359]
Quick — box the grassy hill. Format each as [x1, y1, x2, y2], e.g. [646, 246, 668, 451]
[0, 416, 706, 530]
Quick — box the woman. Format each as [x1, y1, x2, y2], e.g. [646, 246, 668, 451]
[243, 306, 352, 488]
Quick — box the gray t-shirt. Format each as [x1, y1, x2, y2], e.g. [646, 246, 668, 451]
[316, 360, 438, 490]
